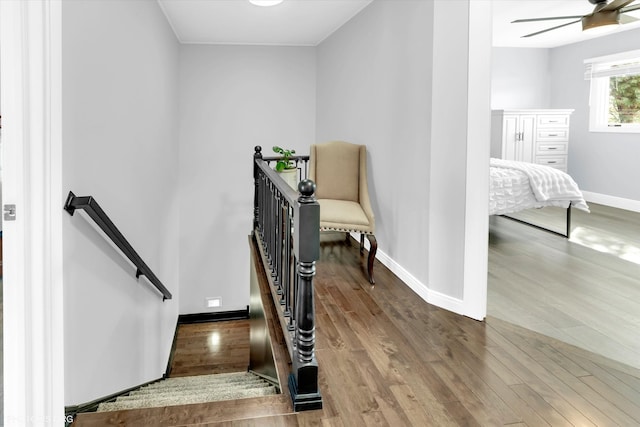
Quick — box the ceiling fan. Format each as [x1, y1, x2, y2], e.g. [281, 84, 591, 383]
[512, 0, 640, 38]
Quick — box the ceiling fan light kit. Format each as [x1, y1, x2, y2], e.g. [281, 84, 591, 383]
[513, 0, 640, 38]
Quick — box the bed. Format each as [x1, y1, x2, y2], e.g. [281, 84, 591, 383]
[490, 158, 589, 237]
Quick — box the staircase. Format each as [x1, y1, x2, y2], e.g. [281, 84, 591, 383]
[97, 371, 278, 412]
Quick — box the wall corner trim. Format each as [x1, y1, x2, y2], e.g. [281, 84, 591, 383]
[371, 246, 467, 318]
[177, 308, 250, 324]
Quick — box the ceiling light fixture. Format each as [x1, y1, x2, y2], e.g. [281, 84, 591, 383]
[249, 0, 284, 6]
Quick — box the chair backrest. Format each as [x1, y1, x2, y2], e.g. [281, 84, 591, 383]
[310, 141, 364, 202]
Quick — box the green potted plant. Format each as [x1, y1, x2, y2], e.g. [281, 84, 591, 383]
[272, 146, 298, 189]
[272, 146, 296, 171]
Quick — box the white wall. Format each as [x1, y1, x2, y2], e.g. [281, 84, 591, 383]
[178, 45, 316, 315]
[316, 0, 433, 289]
[491, 47, 551, 109]
[550, 28, 640, 202]
[317, 0, 491, 313]
[62, 0, 180, 405]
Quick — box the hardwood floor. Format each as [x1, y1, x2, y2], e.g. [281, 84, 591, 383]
[73, 230, 640, 426]
[169, 320, 251, 378]
[489, 203, 640, 369]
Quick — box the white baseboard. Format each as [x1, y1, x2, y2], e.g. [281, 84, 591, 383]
[352, 232, 466, 317]
[582, 191, 640, 213]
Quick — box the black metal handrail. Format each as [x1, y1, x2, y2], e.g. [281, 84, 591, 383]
[64, 191, 172, 301]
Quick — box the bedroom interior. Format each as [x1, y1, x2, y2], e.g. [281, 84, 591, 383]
[490, 0, 640, 370]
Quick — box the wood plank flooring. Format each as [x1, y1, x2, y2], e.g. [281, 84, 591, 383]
[489, 203, 640, 369]
[73, 229, 640, 426]
[169, 320, 251, 378]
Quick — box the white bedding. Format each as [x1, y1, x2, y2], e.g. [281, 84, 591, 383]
[489, 158, 589, 216]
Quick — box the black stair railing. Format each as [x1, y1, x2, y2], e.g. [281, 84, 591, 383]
[252, 146, 322, 411]
[64, 191, 172, 301]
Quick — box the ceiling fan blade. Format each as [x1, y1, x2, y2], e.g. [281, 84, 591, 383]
[621, 3, 640, 12]
[521, 19, 582, 38]
[512, 15, 584, 23]
[601, 0, 635, 11]
[620, 13, 640, 23]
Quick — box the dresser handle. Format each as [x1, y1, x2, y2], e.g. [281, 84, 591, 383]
[548, 147, 557, 150]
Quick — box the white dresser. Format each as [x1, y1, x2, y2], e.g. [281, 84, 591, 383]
[491, 109, 573, 172]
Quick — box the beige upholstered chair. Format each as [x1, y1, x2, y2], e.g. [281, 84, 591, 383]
[309, 141, 377, 284]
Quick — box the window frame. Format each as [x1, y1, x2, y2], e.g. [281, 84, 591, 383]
[585, 49, 640, 134]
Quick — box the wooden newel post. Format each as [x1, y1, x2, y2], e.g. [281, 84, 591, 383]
[289, 179, 323, 411]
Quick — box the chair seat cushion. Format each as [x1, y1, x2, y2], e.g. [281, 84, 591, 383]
[318, 199, 373, 233]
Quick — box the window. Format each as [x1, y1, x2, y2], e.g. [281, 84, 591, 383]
[585, 49, 640, 133]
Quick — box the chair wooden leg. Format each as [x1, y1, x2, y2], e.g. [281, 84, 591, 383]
[366, 234, 377, 284]
[359, 233, 365, 254]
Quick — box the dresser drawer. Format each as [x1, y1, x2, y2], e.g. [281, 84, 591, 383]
[537, 115, 570, 128]
[536, 156, 567, 169]
[537, 142, 567, 155]
[537, 129, 569, 141]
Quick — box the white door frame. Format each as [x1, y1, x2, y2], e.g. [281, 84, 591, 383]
[462, 0, 492, 320]
[1, 0, 65, 425]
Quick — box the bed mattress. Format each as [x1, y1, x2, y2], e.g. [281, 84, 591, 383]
[489, 158, 588, 216]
